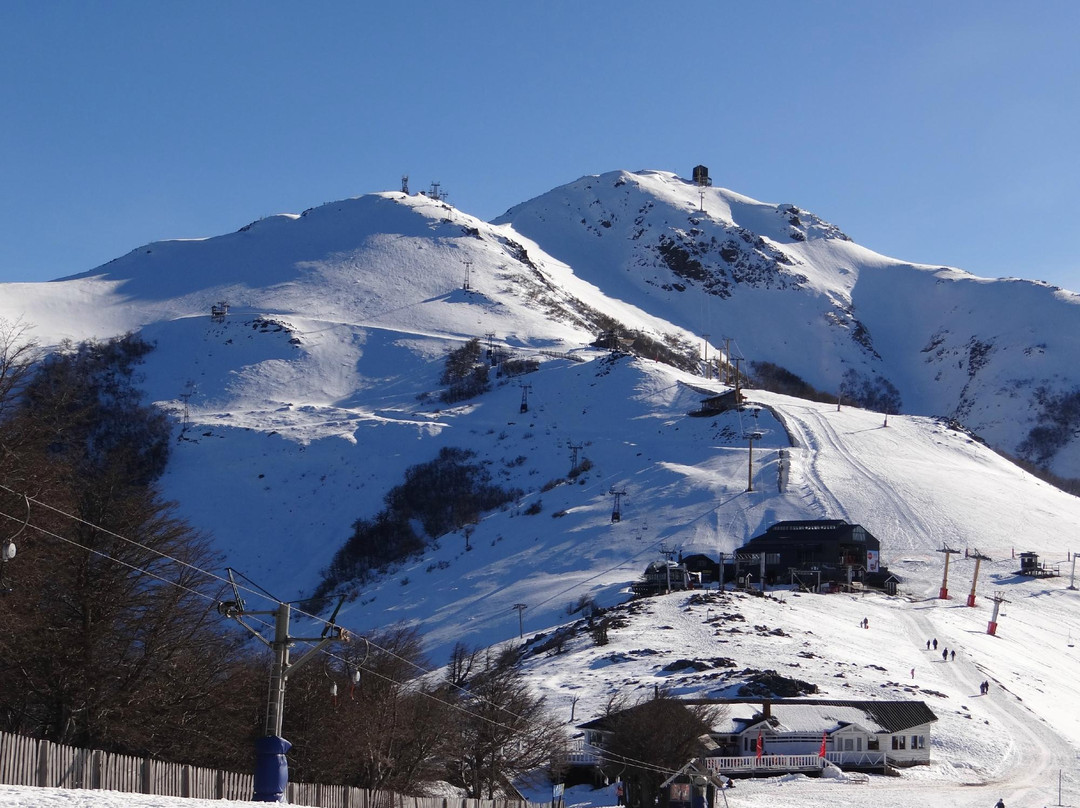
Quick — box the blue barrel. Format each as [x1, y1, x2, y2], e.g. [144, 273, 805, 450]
[253, 735, 292, 802]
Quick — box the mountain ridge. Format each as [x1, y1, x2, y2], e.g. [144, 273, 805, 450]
[1, 168, 1079, 618]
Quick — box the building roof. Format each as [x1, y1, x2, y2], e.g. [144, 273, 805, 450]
[581, 699, 937, 736]
[686, 699, 938, 735]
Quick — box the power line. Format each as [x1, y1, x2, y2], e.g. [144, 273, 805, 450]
[0, 492, 689, 780]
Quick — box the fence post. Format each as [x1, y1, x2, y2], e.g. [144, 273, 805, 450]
[141, 757, 152, 794]
[89, 749, 102, 790]
[181, 764, 192, 798]
[36, 738, 49, 788]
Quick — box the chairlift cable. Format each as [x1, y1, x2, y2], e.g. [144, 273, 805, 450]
[0, 489, 702, 779]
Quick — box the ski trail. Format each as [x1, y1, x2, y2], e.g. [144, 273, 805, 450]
[892, 601, 1072, 804]
[772, 402, 848, 520]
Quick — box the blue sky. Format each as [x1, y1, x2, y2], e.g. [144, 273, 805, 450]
[3, 1, 1079, 290]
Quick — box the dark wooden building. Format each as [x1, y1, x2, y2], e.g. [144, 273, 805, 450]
[735, 520, 886, 588]
[688, 389, 743, 417]
[681, 553, 720, 585]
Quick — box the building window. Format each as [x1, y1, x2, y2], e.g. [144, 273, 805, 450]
[911, 735, 925, 750]
[867, 737, 879, 751]
[891, 735, 906, 750]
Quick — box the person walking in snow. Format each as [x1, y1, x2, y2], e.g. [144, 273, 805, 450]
[942, 647, 948, 662]
[933, 638, 938, 650]
[995, 798, 1004, 808]
[926, 639, 931, 650]
[950, 649, 955, 661]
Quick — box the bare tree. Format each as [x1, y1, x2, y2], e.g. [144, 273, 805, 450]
[283, 626, 455, 797]
[598, 696, 723, 808]
[0, 317, 38, 421]
[442, 645, 568, 798]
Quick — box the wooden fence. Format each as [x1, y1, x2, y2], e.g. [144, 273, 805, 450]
[0, 730, 544, 808]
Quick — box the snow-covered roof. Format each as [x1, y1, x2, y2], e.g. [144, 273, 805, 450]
[710, 700, 938, 735]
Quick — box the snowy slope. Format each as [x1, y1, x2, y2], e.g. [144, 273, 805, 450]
[0, 174, 1079, 806]
[495, 169, 1080, 478]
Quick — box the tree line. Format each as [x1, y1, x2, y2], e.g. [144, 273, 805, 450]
[0, 322, 566, 797]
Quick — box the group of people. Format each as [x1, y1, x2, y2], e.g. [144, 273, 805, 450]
[980, 680, 991, 695]
[927, 639, 956, 661]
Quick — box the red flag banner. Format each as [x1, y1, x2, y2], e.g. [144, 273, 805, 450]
[755, 730, 763, 759]
[818, 731, 827, 758]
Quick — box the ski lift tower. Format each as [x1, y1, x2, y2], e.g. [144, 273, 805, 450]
[987, 592, 1009, 635]
[745, 408, 762, 492]
[732, 552, 765, 593]
[937, 543, 961, 599]
[966, 548, 991, 607]
[610, 488, 627, 523]
[218, 571, 348, 802]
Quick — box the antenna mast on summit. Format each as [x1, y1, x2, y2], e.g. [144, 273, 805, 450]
[401, 174, 409, 194]
[693, 164, 712, 212]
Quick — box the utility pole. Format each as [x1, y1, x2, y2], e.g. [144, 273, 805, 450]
[512, 603, 527, 638]
[520, 383, 531, 414]
[218, 571, 347, 802]
[701, 334, 710, 379]
[937, 544, 961, 599]
[1068, 551, 1077, 591]
[966, 548, 991, 606]
[463, 259, 472, 291]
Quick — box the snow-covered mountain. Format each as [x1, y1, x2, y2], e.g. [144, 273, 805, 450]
[2, 169, 1080, 806]
[496, 169, 1080, 480]
[1, 168, 1078, 621]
